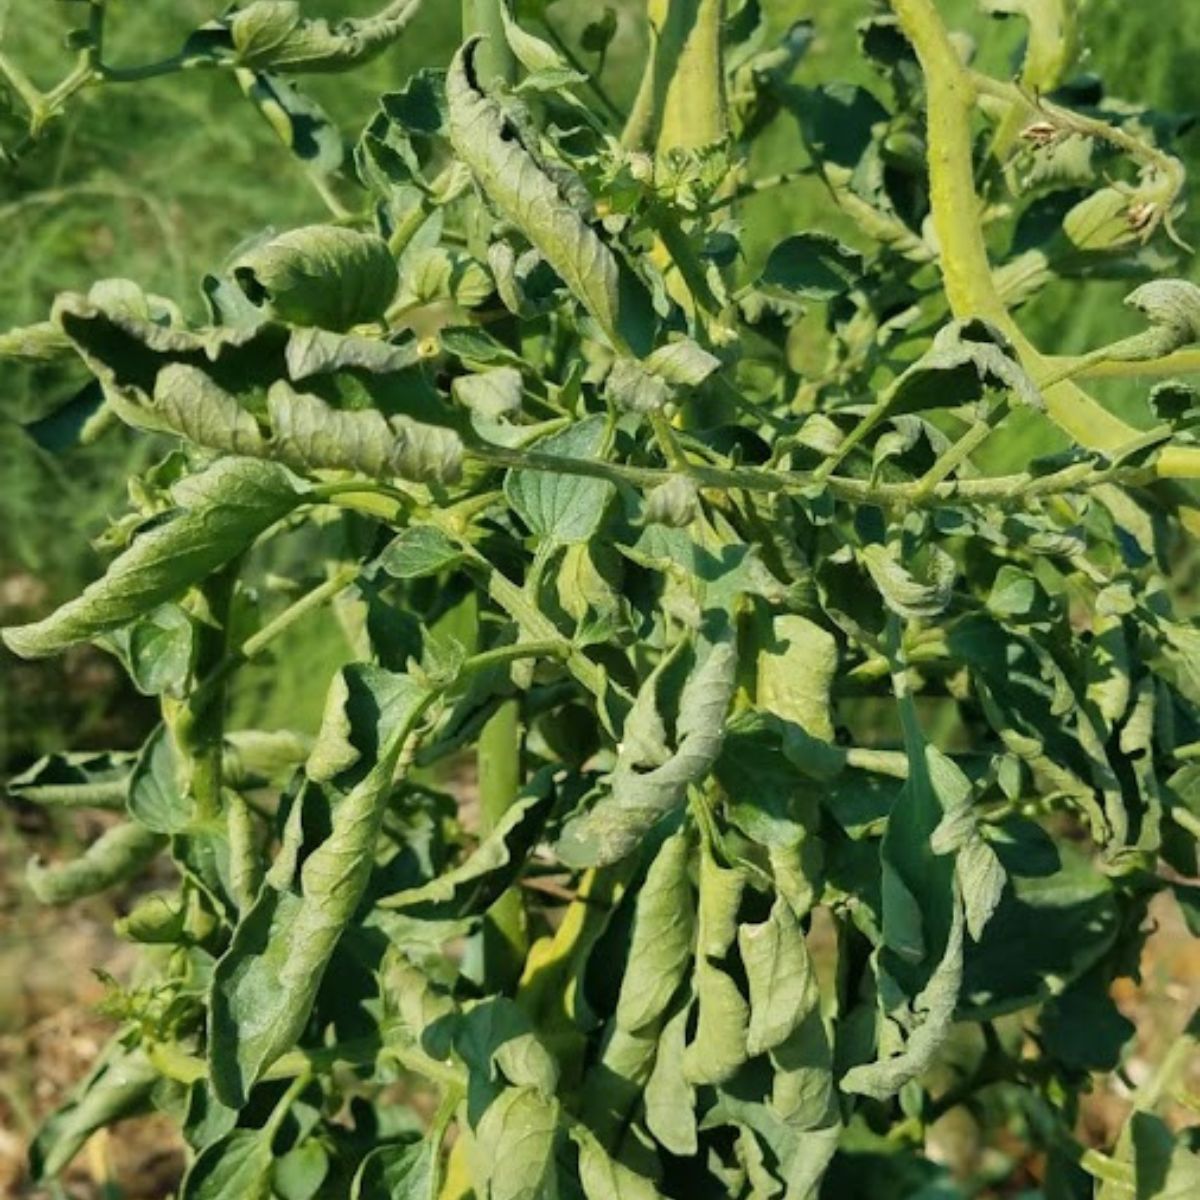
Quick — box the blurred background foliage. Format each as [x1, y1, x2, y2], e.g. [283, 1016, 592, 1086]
[0, 0, 1198, 758]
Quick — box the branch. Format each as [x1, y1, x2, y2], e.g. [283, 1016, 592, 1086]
[885, 0, 1200, 485]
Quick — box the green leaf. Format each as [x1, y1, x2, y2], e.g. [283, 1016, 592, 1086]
[470, 1086, 560, 1200]
[756, 614, 838, 741]
[272, 1140, 329, 1200]
[505, 415, 615, 544]
[614, 829, 696, 1034]
[860, 543, 956, 621]
[285, 327, 423, 380]
[380, 524, 466, 579]
[2, 458, 307, 658]
[760, 233, 865, 301]
[128, 725, 193, 834]
[232, 225, 398, 330]
[29, 1045, 157, 1181]
[111, 603, 195, 696]
[181, 1128, 275, 1200]
[268, 380, 463, 484]
[235, 69, 345, 178]
[351, 1139, 435, 1200]
[0, 319, 73, 362]
[572, 1125, 663, 1199]
[453, 366, 525, 418]
[208, 666, 433, 1106]
[606, 339, 720, 413]
[557, 624, 738, 866]
[184, 0, 423, 74]
[151, 364, 268, 455]
[960, 846, 1120, 1019]
[6, 751, 132, 809]
[739, 895, 820, 1056]
[644, 475, 701, 528]
[987, 564, 1038, 618]
[499, 1, 587, 87]
[840, 897, 965, 1100]
[683, 847, 749, 1086]
[1122, 279, 1200, 357]
[715, 712, 833, 847]
[447, 39, 634, 351]
[886, 319, 1044, 416]
[880, 735, 959, 963]
[27, 822, 165, 905]
[115, 890, 188, 944]
[380, 778, 554, 917]
[581, 9, 619, 55]
[1126, 1110, 1200, 1200]
[644, 1005, 697, 1156]
[1040, 965, 1135, 1072]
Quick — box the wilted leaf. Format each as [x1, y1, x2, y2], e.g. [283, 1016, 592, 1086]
[208, 666, 433, 1106]
[3, 459, 307, 658]
[615, 829, 696, 1033]
[232, 225, 398, 330]
[557, 624, 738, 866]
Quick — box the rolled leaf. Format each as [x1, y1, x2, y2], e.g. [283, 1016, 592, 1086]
[557, 624, 737, 866]
[208, 666, 434, 1106]
[614, 829, 696, 1033]
[184, 0, 423, 75]
[739, 895, 820, 1056]
[3, 458, 307, 658]
[447, 39, 629, 350]
[268, 380, 463, 484]
[27, 822, 166, 905]
[30, 1045, 157, 1181]
[232, 225, 398, 330]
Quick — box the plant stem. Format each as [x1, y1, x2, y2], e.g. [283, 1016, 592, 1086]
[462, 0, 516, 87]
[468, 432, 1159, 507]
[1048, 346, 1200, 381]
[913, 399, 1011, 499]
[190, 564, 361, 717]
[709, 166, 817, 210]
[885, 0, 1200, 484]
[539, 18, 623, 122]
[169, 564, 240, 823]
[478, 698, 528, 992]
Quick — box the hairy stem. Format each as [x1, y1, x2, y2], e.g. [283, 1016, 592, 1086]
[886, 0, 1200, 482]
[169, 563, 240, 823]
[623, 0, 728, 153]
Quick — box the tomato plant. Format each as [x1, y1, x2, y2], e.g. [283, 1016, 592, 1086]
[4, 1, 1200, 1196]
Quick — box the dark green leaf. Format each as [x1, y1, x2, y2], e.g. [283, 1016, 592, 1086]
[232, 226, 398, 330]
[506, 415, 615, 544]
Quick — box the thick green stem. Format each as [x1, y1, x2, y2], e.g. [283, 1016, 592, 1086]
[462, 0, 515, 86]
[169, 564, 239, 824]
[657, 0, 727, 154]
[623, 0, 728, 153]
[478, 698, 528, 992]
[886, 0, 1200, 483]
